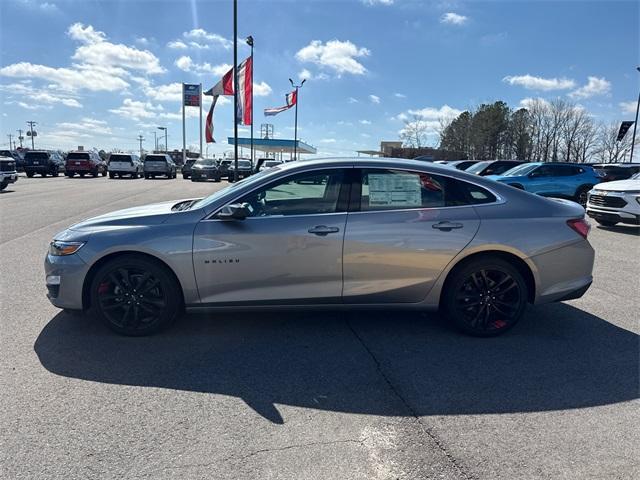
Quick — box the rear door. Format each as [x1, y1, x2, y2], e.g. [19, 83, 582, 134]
[193, 168, 350, 304]
[342, 168, 481, 303]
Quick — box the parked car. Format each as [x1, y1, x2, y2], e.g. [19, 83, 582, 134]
[586, 172, 640, 227]
[257, 159, 284, 172]
[0, 155, 18, 191]
[65, 150, 107, 178]
[0, 150, 23, 172]
[591, 163, 640, 182]
[217, 159, 233, 179]
[465, 160, 524, 176]
[108, 153, 143, 179]
[23, 150, 65, 177]
[488, 162, 601, 206]
[190, 158, 222, 182]
[143, 154, 177, 179]
[447, 160, 480, 171]
[44, 158, 594, 337]
[227, 159, 253, 182]
[181, 158, 197, 179]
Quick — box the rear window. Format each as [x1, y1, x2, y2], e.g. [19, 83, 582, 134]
[25, 152, 49, 160]
[237, 160, 252, 168]
[109, 154, 132, 163]
[145, 155, 167, 162]
[465, 161, 490, 174]
[67, 152, 90, 160]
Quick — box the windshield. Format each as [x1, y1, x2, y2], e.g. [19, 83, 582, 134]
[465, 161, 490, 174]
[195, 158, 217, 166]
[500, 163, 539, 177]
[631, 173, 640, 180]
[25, 152, 49, 160]
[232, 160, 252, 168]
[145, 155, 166, 162]
[190, 167, 282, 210]
[109, 154, 132, 162]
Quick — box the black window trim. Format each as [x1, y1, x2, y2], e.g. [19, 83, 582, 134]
[348, 167, 504, 214]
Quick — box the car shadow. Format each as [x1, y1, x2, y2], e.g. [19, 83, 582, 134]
[34, 304, 639, 424]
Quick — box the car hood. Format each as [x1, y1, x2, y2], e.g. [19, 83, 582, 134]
[68, 200, 185, 232]
[591, 179, 640, 192]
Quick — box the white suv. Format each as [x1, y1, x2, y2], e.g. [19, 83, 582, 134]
[586, 172, 640, 227]
[108, 153, 143, 179]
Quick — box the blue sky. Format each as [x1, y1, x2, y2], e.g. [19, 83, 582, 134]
[0, 0, 638, 157]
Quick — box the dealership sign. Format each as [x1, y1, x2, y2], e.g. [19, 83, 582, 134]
[183, 84, 201, 107]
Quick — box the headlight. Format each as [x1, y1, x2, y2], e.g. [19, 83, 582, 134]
[49, 240, 85, 256]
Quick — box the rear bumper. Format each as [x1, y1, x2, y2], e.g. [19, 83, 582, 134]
[529, 239, 595, 305]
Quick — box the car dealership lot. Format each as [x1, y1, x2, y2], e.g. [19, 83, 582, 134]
[1, 175, 638, 479]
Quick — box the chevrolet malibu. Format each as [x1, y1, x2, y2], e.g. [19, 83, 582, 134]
[45, 158, 594, 337]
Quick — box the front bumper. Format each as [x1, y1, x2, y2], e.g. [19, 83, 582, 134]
[587, 190, 640, 225]
[44, 253, 88, 310]
[0, 172, 18, 184]
[586, 207, 640, 225]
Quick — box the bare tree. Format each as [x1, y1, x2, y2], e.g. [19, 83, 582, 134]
[561, 106, 592, 162]
[400, 115, 430, 148]
[594, 122, 635, 163]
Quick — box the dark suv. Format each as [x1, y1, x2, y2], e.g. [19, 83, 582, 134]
[23, 150, 65, 177]
[190, 158, 221, 182]
[65, 150, 107, 178]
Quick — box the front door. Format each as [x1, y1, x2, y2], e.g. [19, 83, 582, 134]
[193, 168, 349, 305]
[343, 168, 481, 303]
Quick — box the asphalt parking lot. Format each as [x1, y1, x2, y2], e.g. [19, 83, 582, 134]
[1, 174, 638, 480]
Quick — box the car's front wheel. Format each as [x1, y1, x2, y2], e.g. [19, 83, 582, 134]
[90, 256, 181, 336]
[575, 186, 592, 207]
[442, 257, 528, 337]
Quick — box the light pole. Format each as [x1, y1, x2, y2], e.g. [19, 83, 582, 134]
[289, 78, 306, 161]
[152, 131, 157, 152]
[232, 0, 239, 181]
[629, 66, 640, 163]
[246, 35, 254, 170]
[157, 126, 167, 153]
[27, 121, 37, 149]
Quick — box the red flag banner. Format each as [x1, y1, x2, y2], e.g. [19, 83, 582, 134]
[205, 95, 219, 143]
[264, 90, 297, 116]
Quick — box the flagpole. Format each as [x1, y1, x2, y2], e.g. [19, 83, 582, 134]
[199, 83, 203, 157]
[246, 36, 254, 170]
[289, 78, 306, 161]
[233, 0, 239, 181]
[182, 83, 186, 165]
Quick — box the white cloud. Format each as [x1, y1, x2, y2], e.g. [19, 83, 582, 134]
[408, 105, 463, 119]
[0, 82, 82, 108]
[135, 36, 151, 46]
[39, 2, 59, 12]
[298, 69, 311, 81]
[109, 98, 164, 120]
[320, 138, 337, 143]
[369, 94, 380, 104]
[254, 81, 272, 97]
[620, 101, 637, 114]
[568, 76, 611, 99]
[362, 0, 393, 5]
[167, 40, 188, 50]
[519, 97, 551, 109]
[174, 56, 230, 76]
[144, 82, 183, 102]
[57, 117, 113, 135]
[394, 93, 406, 98]
[503, 74, 576, 91]
[67, 23, 106, 43]
[440, 12, 468, 25]
[348, 97, 358, 104]
[296, 39, 370, 76]
[168, 28, 232, 51]
[360, 119, 372, 125]
[0, 62, 129, 92]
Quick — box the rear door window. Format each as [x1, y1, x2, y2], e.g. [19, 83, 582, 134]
[67, 153, 91, 161]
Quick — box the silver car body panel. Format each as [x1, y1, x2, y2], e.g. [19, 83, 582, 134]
[44, 158, 594, 312]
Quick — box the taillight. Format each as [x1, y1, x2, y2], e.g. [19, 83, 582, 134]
[567, 218, 590, 239]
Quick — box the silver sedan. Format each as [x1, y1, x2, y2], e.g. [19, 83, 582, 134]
[45, 158, 594, 337]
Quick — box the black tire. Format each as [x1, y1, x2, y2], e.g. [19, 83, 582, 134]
[66, 172, 74, 178]
[101, 169, 107, 177]
[214, 176, 221, 183]
[92, 170, 98, 178]
[575, 186, 592, 207]
[183, 174, 190, 179]
[0, 181, 7, 191]
[26, 171, 34, 178]
[109, 172, 115, 179]
[90, 255, 181, 336]
[596, 220, 618, 227]
[52, 168, 59, 177]
[442, 257, 528, 337]
[79, 172, 85, 178]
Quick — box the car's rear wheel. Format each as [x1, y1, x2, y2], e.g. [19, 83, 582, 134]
[90, 256, 181, 336]
[26, 171, 34, 178]
[442, 258, 527, 337]
[109, 172, 115, 179]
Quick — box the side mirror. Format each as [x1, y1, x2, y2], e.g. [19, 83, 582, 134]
[216, 202, 251, 220]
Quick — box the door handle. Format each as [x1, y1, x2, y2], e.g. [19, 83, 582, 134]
[308, 225, 340, 236]
[432, 221, 464, 231]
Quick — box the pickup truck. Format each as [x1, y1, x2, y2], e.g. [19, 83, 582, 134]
[23, 150, 65, 177]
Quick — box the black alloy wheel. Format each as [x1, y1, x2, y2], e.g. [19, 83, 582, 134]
[576, 186, 591, 207]
[443, 258, 527, 336]
[91, 256, 181, 336]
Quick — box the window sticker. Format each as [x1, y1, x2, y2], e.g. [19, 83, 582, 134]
[368, 173, 422, 207]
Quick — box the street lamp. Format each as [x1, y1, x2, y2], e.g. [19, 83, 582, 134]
[289, 77, 306, 161]
[157, 126, 167, 153]
[629, 66, 640, 163]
